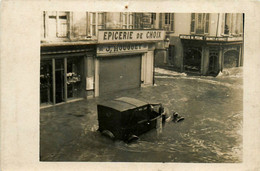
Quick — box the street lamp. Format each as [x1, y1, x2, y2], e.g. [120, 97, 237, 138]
[164, 36, 170, 49]
[163, 36, 170, 64]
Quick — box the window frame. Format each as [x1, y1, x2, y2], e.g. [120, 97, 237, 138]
[159, 13, 174, 32]
[223, 13, 243, 35]
[190, 13, 210, 35]
[44, 11, 70, 39]
[121, 12, 134, 29]
[88, 12, 106, 37]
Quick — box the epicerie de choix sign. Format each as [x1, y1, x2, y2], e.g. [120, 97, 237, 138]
[98, 30, 165, 43]
[97, 44, 148, 56]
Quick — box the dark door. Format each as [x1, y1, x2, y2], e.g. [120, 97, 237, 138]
[99, 55, 141, 96]
[55, 59, 65, 103]
[184, 48, 202, 72]
[40, 60, 53, 104]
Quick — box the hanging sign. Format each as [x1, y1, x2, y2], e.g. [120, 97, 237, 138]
[98, 29, 165, 43]
[97, 44, 148, 56]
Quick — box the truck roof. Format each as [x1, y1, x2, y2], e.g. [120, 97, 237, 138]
[98, 97, 148, 112]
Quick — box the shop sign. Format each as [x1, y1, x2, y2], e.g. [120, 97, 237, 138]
[98, 30, 165, 43]
[86, 76, 94, 90]
[97, 44, 148, 56]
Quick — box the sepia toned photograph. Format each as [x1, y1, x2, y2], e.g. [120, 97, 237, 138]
[39, 11, 244, 163]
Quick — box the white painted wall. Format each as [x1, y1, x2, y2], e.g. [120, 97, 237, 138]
[141, 51, 154, 85]
[72, 12, 87, 37]
[172, 13, 191, 36]
[94, 58, 99, 97]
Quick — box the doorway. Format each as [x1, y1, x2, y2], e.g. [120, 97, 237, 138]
[208, 55, 219, 76]
[55, 59, 65, 103]
[184, 48, 202, 73]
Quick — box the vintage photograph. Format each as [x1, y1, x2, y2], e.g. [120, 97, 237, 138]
[40, 12, 244, 162]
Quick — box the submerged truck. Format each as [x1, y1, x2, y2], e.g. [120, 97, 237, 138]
[97, 97, 166, 143]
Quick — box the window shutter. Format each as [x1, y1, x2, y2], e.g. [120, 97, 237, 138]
[67, 12, 70, 38]
[241, 14, 244, 34]
[142, 13, 151, 29]
[87, 12, 91, 36]
[134, 13, 142, 29]
[120, 12, 123, 28]
[132, 13, 135, 29]
[170, 13, 174, 31]
[222, 13, 226, 34]
[102, 12, 105, 28]
[56, 12, 59, 37]
[159, 13, 162, 29]
[205, 13, 209, 34]
[191, 13, 195, 33]
[129, 12, 133, 29]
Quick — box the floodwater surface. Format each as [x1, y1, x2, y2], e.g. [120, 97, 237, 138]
[40, 68, 243, 162]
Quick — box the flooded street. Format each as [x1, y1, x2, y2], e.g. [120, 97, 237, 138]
[40, 67, 243, 163]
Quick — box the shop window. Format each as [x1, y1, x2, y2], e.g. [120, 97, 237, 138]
[67, 57, 83, 99]
[223, 13, 243, 35]
[159, 13, 174, 32]
[224, 50, 239, 68]
[40, 57, 84, 106]
[190, 13, 209, 34]
[45, 11, 70, 38]
[121, 12, 134, 29]
[40, 60, 53, 105]
[88, 12, 106, 37]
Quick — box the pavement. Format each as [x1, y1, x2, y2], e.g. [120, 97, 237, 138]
[40, 67, 243, 162]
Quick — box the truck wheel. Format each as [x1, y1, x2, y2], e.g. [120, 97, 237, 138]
[126, 134, 139, 143]
[102, 130, 115, 140]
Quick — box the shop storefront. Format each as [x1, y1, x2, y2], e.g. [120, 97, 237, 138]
[180, 35, 243, 76]
[40, 30, 165, 106]
[95, 29, 165, 96]
[40, 44, 95, 107]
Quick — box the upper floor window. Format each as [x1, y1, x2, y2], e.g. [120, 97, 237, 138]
[121, 12, 134, 29]
[88, 12, 106, 37]
[223, 13, 243, 35]
[159, 13, 174, 32]
[151, 13, 156, 26]
[190, 13, 209, 34]
[132, 13, 157, 29]
[43, 11, 70, 39]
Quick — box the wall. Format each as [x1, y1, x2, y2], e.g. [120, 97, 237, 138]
[209, 14, 218, 36]
[169, 36, 183, 71]
[165, 13, 191, 71]
[154, 41, 166, 67]
[71, 12, 87, 39]
[105, 12, 121, 29]
[141, 51, 154, 85]
[172, 13, 191, 36]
